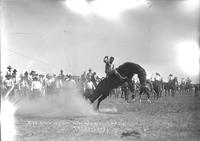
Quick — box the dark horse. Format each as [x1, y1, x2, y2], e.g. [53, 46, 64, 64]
[87, 62, 151, 109]
[164, 77, 178, 97]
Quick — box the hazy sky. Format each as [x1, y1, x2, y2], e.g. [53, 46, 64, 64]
[1, 0, 199, 82]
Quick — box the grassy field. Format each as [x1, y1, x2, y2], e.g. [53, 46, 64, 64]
[16, 93, 200, 141]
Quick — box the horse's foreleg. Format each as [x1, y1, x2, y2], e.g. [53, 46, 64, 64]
[89, 91, 101, 103]
[96, 93, 109, 110]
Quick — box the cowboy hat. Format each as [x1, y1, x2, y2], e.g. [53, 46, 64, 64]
[7, 65, 12, 70]
[24, 71, 28, 76]
[13, 69, 17, 73]
[155, 72, 160, 76]
[30, 70, 36, 75]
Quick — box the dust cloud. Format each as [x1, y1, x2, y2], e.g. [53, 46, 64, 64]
[15, 83, 97, 117]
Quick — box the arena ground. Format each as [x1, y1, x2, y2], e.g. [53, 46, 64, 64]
[16, 92, 200, 141]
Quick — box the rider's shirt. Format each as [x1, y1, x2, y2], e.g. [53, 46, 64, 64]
[105, 62, 114, 76]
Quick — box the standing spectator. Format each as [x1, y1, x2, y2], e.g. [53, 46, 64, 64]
[4, 74, 14, 96]
[155, 72, 161, 81]
[31, 76, 43, 98]
[12, 69, 17, 83]
[86, 69, 92, 81]
[59, 70, 65, 81]
[6, 65, 12, 76]
[168, 74, 173, 81]
[84, 79, 95, 97]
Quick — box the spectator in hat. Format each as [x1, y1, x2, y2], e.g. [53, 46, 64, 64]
[4, 74, 14, 91]
[31, 76, 43, 98]
[155, 72, 161, 81]
[84, 78, 95, 96]
[24, 71, 29, 77]
[39, 74, 45, 84]
[6, 65, 12, 76]
[168, 74, 173, 81]
[86, 69, 92, 81]
[60, 70, 63, 75]
[58, 70, 65, 81]
[12, 69, 17, 78]
[181, 78, 185, 84]
[30, 70, 36, 77]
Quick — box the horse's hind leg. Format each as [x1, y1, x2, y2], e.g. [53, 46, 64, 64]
[96, 93, 109, 110]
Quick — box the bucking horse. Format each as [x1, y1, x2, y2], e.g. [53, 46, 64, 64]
[86, 62, 152, 110]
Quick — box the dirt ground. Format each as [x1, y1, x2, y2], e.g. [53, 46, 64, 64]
[15, 92, 200, 141]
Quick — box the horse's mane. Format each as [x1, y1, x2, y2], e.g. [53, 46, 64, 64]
[117, 62, 135, 70]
